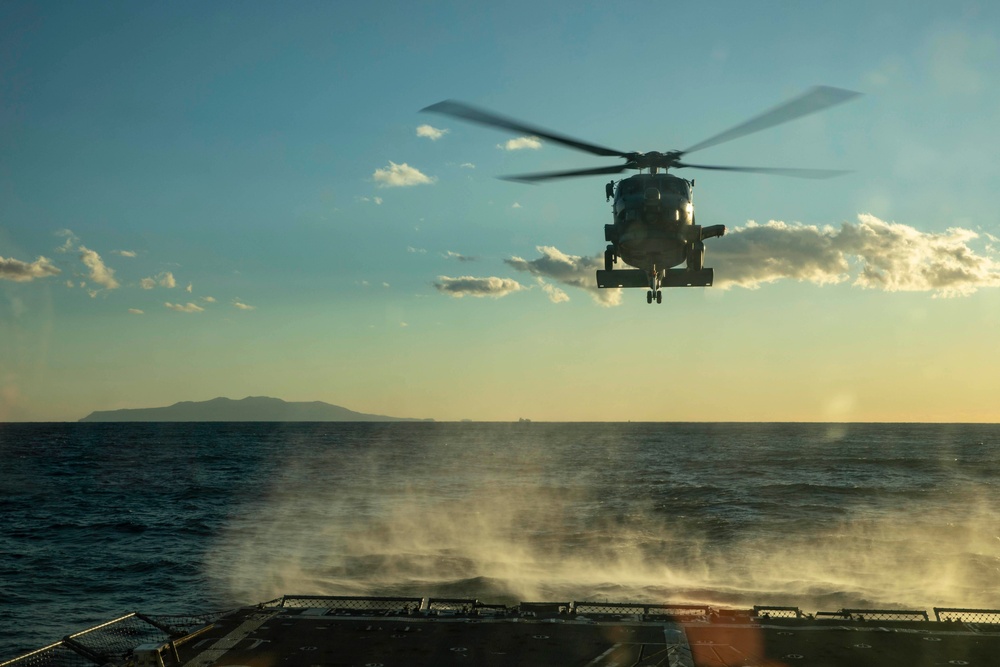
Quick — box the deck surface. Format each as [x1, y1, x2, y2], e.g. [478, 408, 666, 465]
[168, 603, 1000, 667]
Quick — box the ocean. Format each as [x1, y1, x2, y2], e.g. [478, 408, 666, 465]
[1, 422, 998, 658]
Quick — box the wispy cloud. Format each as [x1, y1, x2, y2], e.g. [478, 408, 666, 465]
[416, 124, 448, 140]
[511, 202, 522, 209]
[140, 271, 176, 289]
[79, 246, 120, 289]
[407, 246, 427, 254]
[434, 275, 525, 299]
[506, 246, 621, 306]
[55, 229, 79, 253]
[498, 136, 542, 151]
[373, 161, 435, 187]
[112, 249, 137, 258]
[233, 299, 255, 311]
[0, 255, 60, 282]
[128, 308, 144, 315]
[165, 302, 204, 313]
[359, 196, 383, 205]
[444, 250, 476, 262]
[537, 278, 569, 303]
[712, 214, 1000, 297]
[460, 162, 476, 169]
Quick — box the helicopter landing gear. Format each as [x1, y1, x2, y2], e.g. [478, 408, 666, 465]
[646, 290, 662, 304]
[604, 245, 617, 272]
[686, 240, 705, 272]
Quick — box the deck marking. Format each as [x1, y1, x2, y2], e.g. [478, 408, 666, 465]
[663, 623, 694, 667]
[184, 611, 279, 667]
[584, 643, 621, 666]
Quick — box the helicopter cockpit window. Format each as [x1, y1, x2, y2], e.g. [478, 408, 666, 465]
[620, 179, 643, 196]
[655, 176, 688, 195]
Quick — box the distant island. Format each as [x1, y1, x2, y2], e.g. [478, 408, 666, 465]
[79, 396, 433, 422]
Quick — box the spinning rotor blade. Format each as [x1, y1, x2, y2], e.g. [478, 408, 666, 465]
[676, 162, 851, 179]
[422, 100, 625, 158]
[501, 164, 629, 183]
[682, 86, 861, 155]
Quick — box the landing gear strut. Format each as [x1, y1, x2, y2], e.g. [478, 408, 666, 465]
[604, 245, 617, 272]
[646, 267, 663, 305]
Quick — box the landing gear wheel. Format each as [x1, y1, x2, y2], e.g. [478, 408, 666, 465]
[656, 290, 662, 304]
[646, 290, 653, 304]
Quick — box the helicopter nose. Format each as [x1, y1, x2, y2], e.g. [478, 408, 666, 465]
[644, 187, 661, 202]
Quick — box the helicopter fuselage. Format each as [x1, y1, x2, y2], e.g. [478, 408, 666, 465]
[600, 172, 725, 302]
[607, 173, 696, 272]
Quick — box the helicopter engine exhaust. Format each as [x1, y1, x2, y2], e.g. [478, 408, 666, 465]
[701, 224, 726, 240]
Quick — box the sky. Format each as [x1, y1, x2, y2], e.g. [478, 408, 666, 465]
[2, 1, 999, 422]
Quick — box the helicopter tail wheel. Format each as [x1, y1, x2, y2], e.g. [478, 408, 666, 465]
[646, 290, 653, 304]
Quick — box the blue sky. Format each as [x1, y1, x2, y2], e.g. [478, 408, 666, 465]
[2, 1, 999, 421]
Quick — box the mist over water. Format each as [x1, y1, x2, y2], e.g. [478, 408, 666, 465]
[206, 423, 1000, 611]
[2, 422, 999, 657]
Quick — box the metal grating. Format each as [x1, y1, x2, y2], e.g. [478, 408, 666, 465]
[572, 602, 709, 618]
[754, 606, 803, 619]
[279, 595, 422, 613]
[1, 609, 230, 667]
[816, 608, 930, 622]
[934, 608, 1000, 624]
[0, 642, 96, 667]
[0, 611, 221, 667]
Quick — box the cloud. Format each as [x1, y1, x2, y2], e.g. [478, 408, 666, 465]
[0, 255, 60, 282]
[511, 202, 522, 209]
[434, 275, 525, 299]
[55, 229, 79, 253]
[498, 136, 542, 151]
[373, 162, 435, 187]
[505, 246, 621, 306]
[712, 214, 1000, 297]
[140, 272, 176, 289]
[537, 278, 570, 303]
[128, 308, 144, 315]
[416, 124, 448, 140]
[79, 246, 120, 289]
[460, 163, 476, 169]
[359, 196, 383, 205]
[407, 246, 427, 254]
[186, 283, 193, 293]
[233, 299, 255, 311]
[444, 250, 476, 262]
[165, 302, 204, 313]
[113, 249, 137, 258]
[202, 296, 217, 303]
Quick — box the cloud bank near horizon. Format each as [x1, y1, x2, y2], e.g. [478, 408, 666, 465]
[712, 214, 1000, 296]
[494, 214, 998, 306]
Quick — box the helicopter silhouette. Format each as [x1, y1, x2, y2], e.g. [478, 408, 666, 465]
[423, 86, 859, 304]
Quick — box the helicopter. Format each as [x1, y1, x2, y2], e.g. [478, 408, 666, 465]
[423, 86, 859, 304]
